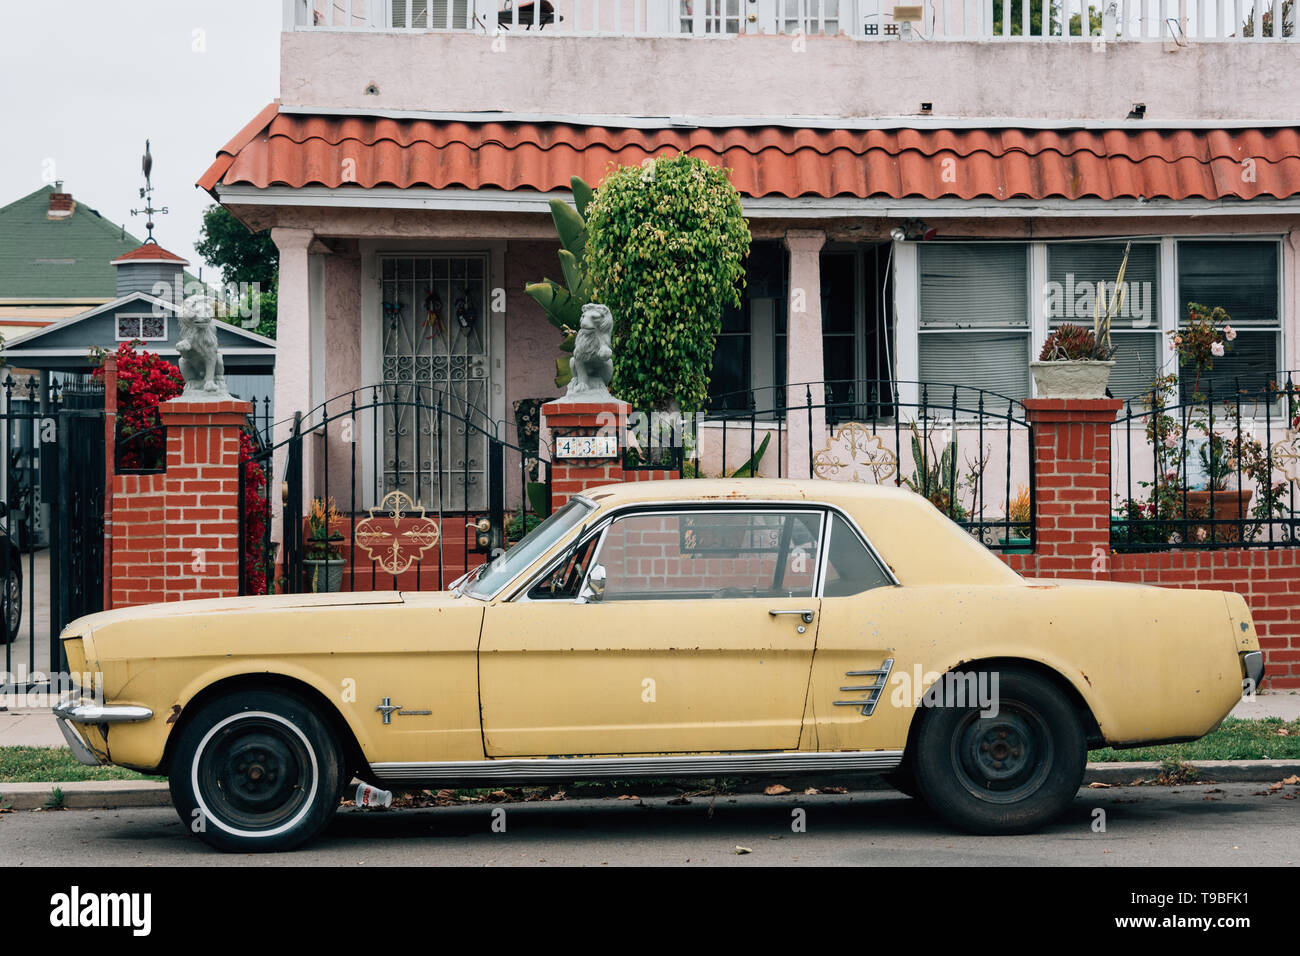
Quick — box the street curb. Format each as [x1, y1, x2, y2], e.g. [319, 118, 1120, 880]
[1083, 759, 1300, 785]
[0, 781, 170, 811]
[4, 760, 1300, 811]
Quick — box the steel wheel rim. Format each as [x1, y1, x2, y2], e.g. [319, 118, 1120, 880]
[198, 716, 315, 833]
[948, 700, 1054, 805]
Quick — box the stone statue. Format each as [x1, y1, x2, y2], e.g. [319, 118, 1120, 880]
[561, 302, 614, 402]
[176, 294, 231, 400]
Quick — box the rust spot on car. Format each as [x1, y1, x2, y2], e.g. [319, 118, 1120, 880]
[166, 704, 182, 725]
[1081, 671, 1092, 687]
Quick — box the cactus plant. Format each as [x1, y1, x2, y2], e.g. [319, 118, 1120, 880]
[525, 176, 596, 388]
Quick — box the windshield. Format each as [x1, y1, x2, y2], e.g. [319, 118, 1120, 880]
[463, 497, 598, 600]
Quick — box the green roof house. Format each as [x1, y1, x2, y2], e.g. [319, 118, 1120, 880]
[0, 184, 196, 341]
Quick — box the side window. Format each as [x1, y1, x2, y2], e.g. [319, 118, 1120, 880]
[526, 535, 599, 601]
[593, 510, 822, 601]
[821, 514, 893, 597]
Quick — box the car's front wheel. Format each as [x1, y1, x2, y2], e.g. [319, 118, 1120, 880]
[169, 689, 344, 852]
[911, 667, 1086, 834]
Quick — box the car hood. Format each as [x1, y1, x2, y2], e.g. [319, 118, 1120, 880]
[61, 590, 463, 638]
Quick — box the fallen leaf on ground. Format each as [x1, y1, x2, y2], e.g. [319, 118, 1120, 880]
[1281, 775, 1300, 785]
[803, 788, 820, 795]
[734, 845, 752, 855]
[820, 786, 847, 794]
[764, 784, 791, 796]
[617, 794, 638, 801]
[1088, 782, 1113, 789]
[1268, 782, 1284, 792]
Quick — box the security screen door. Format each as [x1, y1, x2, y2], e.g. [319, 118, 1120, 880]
[380, 254, 489, 512]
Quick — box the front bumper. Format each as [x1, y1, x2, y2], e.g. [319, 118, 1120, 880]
[1242, 650, 1266, 690]
[52, 697, 153, 768]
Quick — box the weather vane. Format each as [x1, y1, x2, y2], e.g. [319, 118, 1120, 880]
[129, 139, 168, 243]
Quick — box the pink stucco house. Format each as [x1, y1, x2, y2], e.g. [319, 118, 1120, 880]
[199, 1, 1300, 557]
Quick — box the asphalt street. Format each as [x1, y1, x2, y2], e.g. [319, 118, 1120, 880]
[2, 783, 1296, 866]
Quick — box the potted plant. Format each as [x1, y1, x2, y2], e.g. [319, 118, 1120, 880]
[999, 484, 1032, 553]
[1030, 242, 1129, 399]
[304, 497, 345, 592]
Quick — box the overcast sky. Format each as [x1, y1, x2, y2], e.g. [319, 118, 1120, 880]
[0, 0, 281, 275]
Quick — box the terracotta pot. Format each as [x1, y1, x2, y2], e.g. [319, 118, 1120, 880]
[1029, 360, 1115, 400]
[1183, 488, 1254, 543]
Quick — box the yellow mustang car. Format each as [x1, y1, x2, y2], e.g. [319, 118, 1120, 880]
[54, 479, 1263, 852]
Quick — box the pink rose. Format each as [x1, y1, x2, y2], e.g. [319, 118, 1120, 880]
[1224, 325, 1237, 341]
[1211, 341, 1225, 357]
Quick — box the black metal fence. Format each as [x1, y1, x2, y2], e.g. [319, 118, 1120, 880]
[248, 385, 548, 595]
[1, 375, 106, 685]
[1112, 377, 1300, 551]
[687, 379, 1034, 552]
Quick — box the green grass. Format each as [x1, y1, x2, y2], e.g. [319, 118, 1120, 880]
[1089, 717, 1300, 762]
[0, 747, 164, 784]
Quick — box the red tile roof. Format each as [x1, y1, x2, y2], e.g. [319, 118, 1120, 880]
[111, 242, 189, 265]
[199, 105, 1300, 203]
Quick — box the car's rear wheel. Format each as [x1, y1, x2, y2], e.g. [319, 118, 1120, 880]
[169, 689, 344, 852]
[911, 667, 1085, 834]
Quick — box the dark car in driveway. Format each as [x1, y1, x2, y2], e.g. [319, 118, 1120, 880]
[0, 503, 23, 645]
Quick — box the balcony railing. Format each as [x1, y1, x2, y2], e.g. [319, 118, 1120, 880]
[286, 0, 1296, 40]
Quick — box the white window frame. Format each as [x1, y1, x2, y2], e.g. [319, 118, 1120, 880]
[896, 234, 1287, 409]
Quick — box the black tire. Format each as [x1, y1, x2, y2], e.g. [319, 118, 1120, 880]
[883, 769, 920, 799]
[169, 689, 344, 852]
[911, 667, 1086, 834]
[1, 564, 21, 646]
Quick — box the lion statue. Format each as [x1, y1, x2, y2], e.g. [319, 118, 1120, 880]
[176, 294, 230, 400]
[563, 302, 614, 401]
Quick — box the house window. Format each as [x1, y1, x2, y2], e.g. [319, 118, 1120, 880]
[918, 243, 1030, 401]
[708, 241, 786, 412]
[1046, 242, 1162, 401]
[390, 0, 472, 29]
[115, 314, 167, 342]
[680, 0, 742, 33]
[1176, 240, 1281, 402]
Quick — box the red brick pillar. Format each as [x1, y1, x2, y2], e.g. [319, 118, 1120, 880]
[109, 399, 251, 607]
[1023, 398, 1121, 579]
[541, 400, 629, 514]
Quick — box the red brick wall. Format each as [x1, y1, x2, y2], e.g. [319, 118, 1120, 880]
[108, 400, 250, 607]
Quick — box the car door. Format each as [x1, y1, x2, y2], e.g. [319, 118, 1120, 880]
[806, 511, 910, 753]
[478, 506, 824, 757]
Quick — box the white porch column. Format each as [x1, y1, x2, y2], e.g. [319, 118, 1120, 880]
[784, 229, 827, 478]
[271, 227, 316, 547]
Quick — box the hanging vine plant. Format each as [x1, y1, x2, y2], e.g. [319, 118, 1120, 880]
[584, 154, 750, 413]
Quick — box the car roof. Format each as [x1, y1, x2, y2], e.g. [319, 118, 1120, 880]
[578, 478, 917, 508]
[575, 478, 1023, 588]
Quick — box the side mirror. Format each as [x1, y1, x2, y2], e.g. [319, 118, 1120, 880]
[576, 564, 606, 604]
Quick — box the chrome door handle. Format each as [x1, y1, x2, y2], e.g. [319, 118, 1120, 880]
[769, 609, 815, 624]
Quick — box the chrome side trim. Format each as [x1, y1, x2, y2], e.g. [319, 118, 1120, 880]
[53, 700, 153, 724]
[370, 749, 903, 783]
[834, 658, 895, 717]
